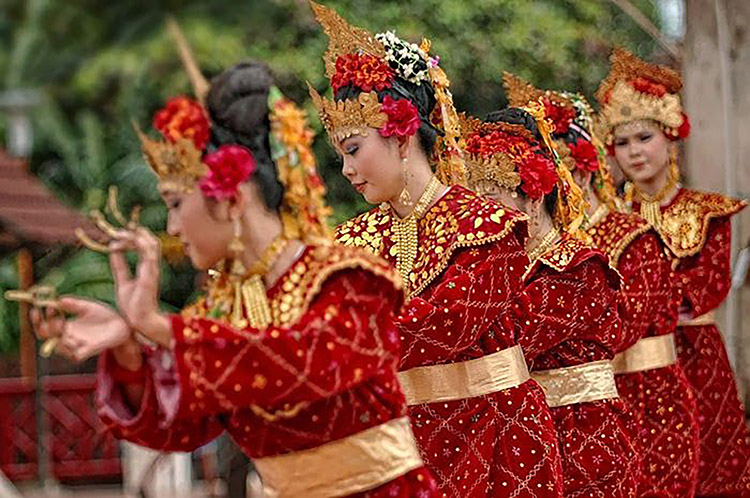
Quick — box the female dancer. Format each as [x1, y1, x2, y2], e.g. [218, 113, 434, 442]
[308, 2, 563, 497]
[597, 47, 749, 496]
[33, 60, 438, 497]
[504, 72, 700, 497]
[461, 104, 639, 498]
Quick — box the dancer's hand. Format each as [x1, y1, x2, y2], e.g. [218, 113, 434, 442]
[32, 298, 131, 362]
[109, 228, 171, 347]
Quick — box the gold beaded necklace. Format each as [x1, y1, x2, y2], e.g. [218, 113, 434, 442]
[625, 149, 680, 228]
[527, 227, 560, 264]
[387, 176, 443, 297]
[231, 235, 290, 329]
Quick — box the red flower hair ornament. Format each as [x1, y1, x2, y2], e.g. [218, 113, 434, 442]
[378, 96, 421, 138]
[199, 145, 257, 200]
[331, 53, 395, 93]
[153, 96, 210, 151]
[519, 154, 557, 200]
[568, 139, 600, 173]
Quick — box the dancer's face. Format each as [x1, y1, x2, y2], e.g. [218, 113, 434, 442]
[162, 189, 233, 270]
[336, 130, 405, 205]
[612, 120, 670, 184]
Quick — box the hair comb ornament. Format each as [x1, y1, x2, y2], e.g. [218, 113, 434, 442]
[460, 112, 557, 200]
[459, 113, 524, 192]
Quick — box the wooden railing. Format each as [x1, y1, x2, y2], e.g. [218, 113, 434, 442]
[0, 375, 121, 482]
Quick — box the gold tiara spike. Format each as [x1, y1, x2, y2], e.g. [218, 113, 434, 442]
[308, 83, 387, 143]
[595, 47, 682, 104]
[133, 120, 207, 193]
[502, 71, 576, 116]
[167, 17, 210, 104]
[308, 1, 386, 79]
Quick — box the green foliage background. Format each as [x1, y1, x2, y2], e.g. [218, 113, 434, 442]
[0, 0, 662, 353]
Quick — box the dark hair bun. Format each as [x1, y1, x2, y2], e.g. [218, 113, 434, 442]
[207, 62, 274, 139]
[206, 61, 283, 211]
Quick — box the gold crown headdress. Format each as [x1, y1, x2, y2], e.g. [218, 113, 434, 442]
[503, 72, 618, 208]
[133, 120, 208, 194]
[131, 18, 212, 194]
[595, 47, 687, 143]
[308, 0, 466, 185]
[459, 113, 526, 192]
[166, 17, 330, 239]
[306, 1, 395, 143]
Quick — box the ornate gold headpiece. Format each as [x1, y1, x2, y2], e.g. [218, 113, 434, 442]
[503, 72, 576, 116]
[459, 113, 525, 192]
[269, 87, 331, 241]
[309, 1, 386, 80]
[133, 121, 207, 193]
[596, 47, 687, 142]
[504, 71, 619, 209]
[525, 100, 588, 235]
[307, 83, 388, 143]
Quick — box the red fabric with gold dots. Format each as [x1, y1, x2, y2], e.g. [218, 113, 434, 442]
[670, 198, 750, 496]
[519, 237, 640, 498]
[96, 244, 438, 497]
[589, 210, 700, 498]
[337, 186, 564, 498]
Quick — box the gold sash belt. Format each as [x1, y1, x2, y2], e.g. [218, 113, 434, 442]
[253, 417, 423, 498]
[532, 360, 619, 408]
[397, 345, 530, 406]
[612, 334, 678, 374]
[677, 310, 716, 327]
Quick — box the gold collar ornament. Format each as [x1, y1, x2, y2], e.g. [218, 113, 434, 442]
[527, 227, 561, 264]
[229, 234, 291, 330]
[385, 175, 443, 298]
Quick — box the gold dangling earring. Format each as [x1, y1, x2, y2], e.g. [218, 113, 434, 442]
[528, 201, 542, 244]
[229, 217, 246, 276]
[229, 217, 248, 328]
[624, 181, 635, 207]
[668, 145, 680, 186]
[398, 157, 413, 207]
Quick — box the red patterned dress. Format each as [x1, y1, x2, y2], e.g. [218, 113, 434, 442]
[518, 234, 639, 498]
[96, 243, 438, 498]
[634, 188, 750, 496]
[337, 185, 563, 498]
[586, 206, 699, 498]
